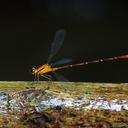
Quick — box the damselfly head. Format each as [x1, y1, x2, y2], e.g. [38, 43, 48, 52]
[32, 67, 37, 75]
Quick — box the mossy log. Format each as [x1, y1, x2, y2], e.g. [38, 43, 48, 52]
[0, 81, 128, 128]
[0, 81, 128, 99]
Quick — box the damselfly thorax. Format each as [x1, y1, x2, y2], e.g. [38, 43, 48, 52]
[32, 64, 59, 75]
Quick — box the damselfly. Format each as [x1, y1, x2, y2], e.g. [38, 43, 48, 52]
[32, 29, 128, 81]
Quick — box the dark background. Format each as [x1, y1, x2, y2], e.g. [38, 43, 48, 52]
[0, 0, 128, 82]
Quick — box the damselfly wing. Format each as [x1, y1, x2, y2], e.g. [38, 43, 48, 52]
[32, 29, 72, 81]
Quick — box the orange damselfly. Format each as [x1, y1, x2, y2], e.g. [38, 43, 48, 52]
[32, 29, 128, 81]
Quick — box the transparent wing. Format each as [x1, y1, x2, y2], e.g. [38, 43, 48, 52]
[52, 72, 69, 82]
[51, 58, 72, 66]
[47, 29, 65, 64]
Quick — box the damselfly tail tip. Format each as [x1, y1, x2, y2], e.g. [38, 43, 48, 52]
[119, 54, 128, 59]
